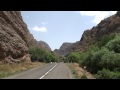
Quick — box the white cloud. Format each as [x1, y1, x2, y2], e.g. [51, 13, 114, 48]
[110, 11, 117, 14]
[41, 22, 48, 25]
[31, 25, 47, 32]
[79, 11, 117, 24]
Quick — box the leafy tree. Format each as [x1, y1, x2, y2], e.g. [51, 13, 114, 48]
[29, 47, 59, 63]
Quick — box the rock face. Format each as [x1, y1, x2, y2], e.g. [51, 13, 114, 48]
[0, 11, 31, 63]
[54, 42, 73, 56]
[38, 41, 51, 51]
[27, 33, 51, 51]
[72, 11, 120, 52]
[0, 11, 51, 63]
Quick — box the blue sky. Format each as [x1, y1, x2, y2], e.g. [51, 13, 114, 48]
[21, 11, 117, 51]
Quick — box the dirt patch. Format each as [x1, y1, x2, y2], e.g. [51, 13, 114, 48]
[69, 63, 95, 79]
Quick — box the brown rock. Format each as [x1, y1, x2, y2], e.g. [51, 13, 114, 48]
[28, 33, 51, 51]
[0, 11, 52, 63]
[54, 42, 73, 56]
[0, 11, 31, 63]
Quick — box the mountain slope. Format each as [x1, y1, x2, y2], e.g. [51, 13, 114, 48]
[54, 42, 73, 56]
[27, 33, 51, 51]
[72, 11, 120, 52]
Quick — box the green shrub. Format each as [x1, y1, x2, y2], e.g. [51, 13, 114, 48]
[106, 34, 120, 53]
[29, 47, 59, 63]
[66, 52, 81, 63]
[68, 33, 120, 79]
[80, 47, 105, 73]
[99, 51, 120, 71]
[81, 75, 88, 79]
[97, 34, 116, 47]
[97, 68, 120, 79]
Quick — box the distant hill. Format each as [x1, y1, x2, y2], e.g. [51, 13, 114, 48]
[54, 42, 73, 56]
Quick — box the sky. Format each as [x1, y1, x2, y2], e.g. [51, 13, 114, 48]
[21, 11, 117, 51]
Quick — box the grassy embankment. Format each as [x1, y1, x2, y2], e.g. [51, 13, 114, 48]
[68, 63, 95, 79]
[0, 62, 45, 78]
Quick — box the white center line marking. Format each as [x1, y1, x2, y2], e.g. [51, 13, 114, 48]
[39, 63, 57, 79]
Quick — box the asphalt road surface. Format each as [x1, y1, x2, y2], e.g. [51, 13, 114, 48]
[4, 62, 73, 79]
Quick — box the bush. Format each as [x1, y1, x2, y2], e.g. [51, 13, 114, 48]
[68, 33, 120, 79]
[99, 51, 120, 71]
[81, 75, 88, 79]
[97, 68, 120, 79]
[81, 46, 120, 73]
[80, 47, 105, 73]
[66, 52, 81, 63]
[29, 47, 59, 63]
[97, 34, 116, 47]
[106, 34, 120, 53]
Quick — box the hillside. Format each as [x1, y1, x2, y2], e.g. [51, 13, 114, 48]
[28, 33, 51, 51]
[71, 11, 120, 52]
[65, 11, 120, 79]
[54, 42, 73, 56]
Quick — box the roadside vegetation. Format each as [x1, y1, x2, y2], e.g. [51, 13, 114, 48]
[66, 33, 120, 79]
[0, 47, 60, 78]
[0, 62, 44, 78]
[68, 63, 94, 79]
[29, 47, 59, 63]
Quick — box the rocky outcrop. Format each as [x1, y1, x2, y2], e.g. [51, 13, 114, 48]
[72, 11, 120, 52]
[54, 42, 73, 56]
[0, 11, 31, 63]
[38, 41, 51, 51]
[0, 11, 52, 64]
[27, 33, 51, 51]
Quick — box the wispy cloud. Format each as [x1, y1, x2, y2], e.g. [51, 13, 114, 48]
[31, 25, 47, 32]
[79, 11, 117, 24]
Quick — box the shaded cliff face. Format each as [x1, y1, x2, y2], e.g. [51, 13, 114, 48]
[72, 11, 120, 52]
[27, 33, 51, 51]
[0, 11, 51, 63]
[0, 11, 30, 63]
[54, 43, 73, 56]
[38, 41, 51, 51]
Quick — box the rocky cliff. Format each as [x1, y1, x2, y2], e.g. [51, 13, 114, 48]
[0, 11, 51, 64]
[0, 11, 31, 63]
[71, 11, 120, 52]
[54, 42, 73, 56]
[38, 41, 51, 51]
[27, 33, 51, 51]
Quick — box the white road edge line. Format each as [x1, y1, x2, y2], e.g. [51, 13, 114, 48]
[39, 63, 57, 79]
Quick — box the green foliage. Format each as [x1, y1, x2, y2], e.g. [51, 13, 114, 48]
[29, 47, 59, 63]
[99, 51, 120, 71]
[81, 75, 88, 79]
[66, 33, 120, 78]
[97, 68, 120, 79]
[97, 34, 116, 47]
[78, 33, 120, 79]
[81, 47, 107, 73]
[81, 46, 120, 73]
[106, 34, 120, 53]
[66, 52, 81, 63]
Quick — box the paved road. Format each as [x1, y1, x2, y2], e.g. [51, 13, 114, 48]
[4, 63, 73, 79]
